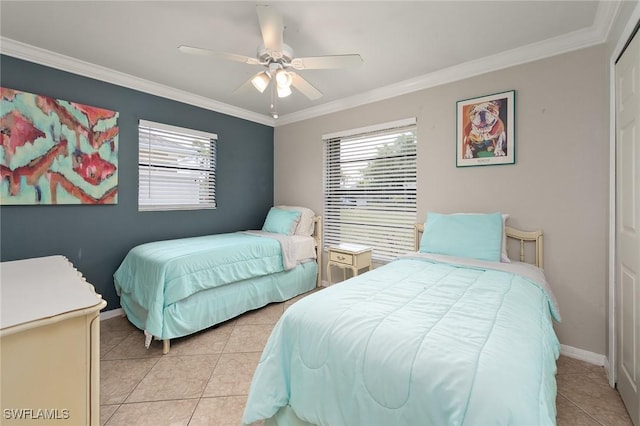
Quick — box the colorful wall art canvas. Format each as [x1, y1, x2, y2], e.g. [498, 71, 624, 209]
[0, 87, 119, 205]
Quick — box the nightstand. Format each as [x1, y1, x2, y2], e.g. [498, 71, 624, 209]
[327, 243, 373, 284]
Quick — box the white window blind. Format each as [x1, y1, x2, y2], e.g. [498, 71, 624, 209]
[138, 120, 217, 211]
[323, 119, 417, 261]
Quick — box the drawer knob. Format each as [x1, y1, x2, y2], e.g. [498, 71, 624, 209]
[337, 255, 346, 261]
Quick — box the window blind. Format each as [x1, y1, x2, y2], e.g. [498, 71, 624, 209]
[138, 120, 217, 211]
[323, 119, 417, 261]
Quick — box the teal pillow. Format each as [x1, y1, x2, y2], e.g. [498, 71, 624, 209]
[419, 212, 503, 262]
[262, 207, 301, 235]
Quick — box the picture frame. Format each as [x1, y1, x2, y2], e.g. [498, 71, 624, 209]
[456, 90, 515, 167]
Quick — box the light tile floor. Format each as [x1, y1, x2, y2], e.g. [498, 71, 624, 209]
[100, 290, 633, 426]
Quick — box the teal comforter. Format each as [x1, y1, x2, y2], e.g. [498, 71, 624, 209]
[243, 254, 561, 426]
[114, 232, 286, 338]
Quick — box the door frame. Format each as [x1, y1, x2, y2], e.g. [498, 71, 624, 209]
[609, 4, 640, 388]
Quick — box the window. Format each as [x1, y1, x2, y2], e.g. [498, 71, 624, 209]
[138, 120, 217, 211]
[323, 118, 417, 261]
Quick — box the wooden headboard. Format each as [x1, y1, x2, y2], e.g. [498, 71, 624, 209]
[312, 215, 322, 287]
[413, 223, 544, 268]
[504, 226, 544, 268]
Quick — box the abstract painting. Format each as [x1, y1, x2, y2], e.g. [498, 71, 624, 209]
[0, 87, 119, 204]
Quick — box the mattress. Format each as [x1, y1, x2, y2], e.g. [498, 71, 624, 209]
[114, 231, 315, 339]
[243, 254, 561, 426]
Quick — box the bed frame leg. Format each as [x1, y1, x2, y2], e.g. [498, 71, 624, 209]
[162, 339, 170, 355]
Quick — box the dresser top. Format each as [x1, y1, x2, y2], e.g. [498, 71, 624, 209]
[1, 255, 105, 331]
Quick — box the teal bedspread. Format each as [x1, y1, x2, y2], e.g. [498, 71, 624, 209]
[114, 232, 287, 338]
[243, 254, 561, 426]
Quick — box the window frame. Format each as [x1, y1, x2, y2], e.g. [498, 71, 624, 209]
[323, 118, 417, 262]
[138, 119, 217, 212]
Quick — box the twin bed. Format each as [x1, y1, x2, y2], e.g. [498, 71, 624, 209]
[114, 206, 321, 354]
[243, 212, 561, 425]
[114, 209, 561, 425]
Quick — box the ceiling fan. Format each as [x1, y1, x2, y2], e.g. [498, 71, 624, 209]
[178, 4, 363, 118]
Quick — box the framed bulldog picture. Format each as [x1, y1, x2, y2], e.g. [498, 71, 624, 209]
[456, 90, 515, 167]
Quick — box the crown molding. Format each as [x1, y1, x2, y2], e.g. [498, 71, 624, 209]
[276, 1, 619, 126]
[0, 1, 619, 129]
[0, 37, 276, 127]
[593, 0, 622, 41]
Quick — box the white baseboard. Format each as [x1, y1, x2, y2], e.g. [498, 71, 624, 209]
[100, 308, 124, 321]
[560, 344, 607, 366]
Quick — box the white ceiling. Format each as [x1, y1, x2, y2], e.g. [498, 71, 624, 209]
[0, 1, 619, 126]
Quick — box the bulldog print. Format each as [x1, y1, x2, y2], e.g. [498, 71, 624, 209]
[462, 100, 507, 159]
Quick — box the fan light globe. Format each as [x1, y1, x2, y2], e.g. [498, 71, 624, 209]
[251, 72, 271, 93]
[275, 69, 292, 87]
[277, 84, 292, 98]
[275, 69, 292, 97]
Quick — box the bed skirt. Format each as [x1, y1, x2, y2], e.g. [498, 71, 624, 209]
[264, 406, 315, 426]
[119, 260, 317, 341]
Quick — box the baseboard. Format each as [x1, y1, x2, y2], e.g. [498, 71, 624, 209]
[560, 344, 607, 366]
[100, 307, 124, 321]
[604, 358, 613, 386]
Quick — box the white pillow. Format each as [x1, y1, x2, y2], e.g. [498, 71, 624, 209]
[276, 205, 316, 236]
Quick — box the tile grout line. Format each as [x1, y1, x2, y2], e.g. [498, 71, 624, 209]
[101, 330, 136, 359]
[118, 396, 201, 405]
[121, 355, 163, 399]
[101, 404, 118, 426]
[101, 318, 153, 425]
[186, 319, 240, 425]
[557, 385, 607, 426]
[101, 297, 306, 425]
[185, 305, 283, 425]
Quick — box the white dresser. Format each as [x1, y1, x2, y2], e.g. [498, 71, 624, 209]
[0, 255, 106, 425]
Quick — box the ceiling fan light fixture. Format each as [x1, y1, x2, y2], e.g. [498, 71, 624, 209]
[274, 68, 292, 97]
[275, 69, 292, 87]
[277, 83, 292, 98]
[180, 5, 357, 115]
[251, 71, 271, 93]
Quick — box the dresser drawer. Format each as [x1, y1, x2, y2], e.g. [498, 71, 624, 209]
[329, 251, 354, 265]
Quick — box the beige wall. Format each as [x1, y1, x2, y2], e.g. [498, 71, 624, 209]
[274, 45, 609, 356]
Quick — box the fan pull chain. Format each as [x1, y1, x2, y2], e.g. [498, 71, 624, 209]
[270, 82, 278, 119]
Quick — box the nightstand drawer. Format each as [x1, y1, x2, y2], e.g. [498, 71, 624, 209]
[330, 251, 353, 265]
[326, 244, 372, 285]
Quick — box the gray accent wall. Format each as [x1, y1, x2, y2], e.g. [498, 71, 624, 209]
[274, 46, 609, 356]
[0, 55, 274, 312]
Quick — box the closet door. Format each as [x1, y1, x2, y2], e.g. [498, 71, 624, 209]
[616, 26, 640, 426]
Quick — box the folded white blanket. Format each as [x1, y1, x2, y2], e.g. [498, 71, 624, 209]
[241, 230, 297, 270]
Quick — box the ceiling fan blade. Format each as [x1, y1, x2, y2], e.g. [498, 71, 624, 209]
[233, 77, 258, 94]
[256, 5, 283, 55]
[290, 54, 363, 70]
[178, 45, 261, 65]
[290, 72, 323, 100]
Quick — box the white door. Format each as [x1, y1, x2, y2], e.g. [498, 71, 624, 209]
[616, 27, 640, 426]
